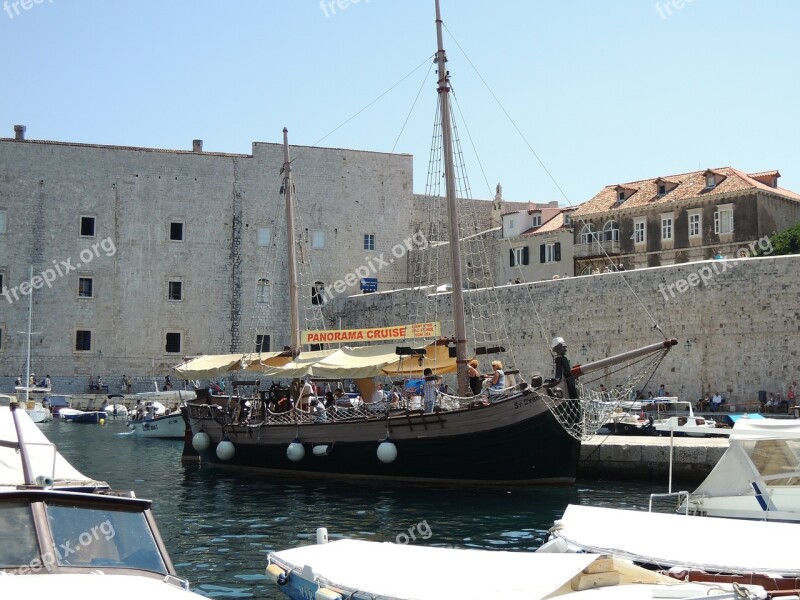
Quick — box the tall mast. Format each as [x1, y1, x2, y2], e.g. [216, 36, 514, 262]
[283, 128, 301, 356]
[24, 265, 33, 402]
[435, 0, 469, 396]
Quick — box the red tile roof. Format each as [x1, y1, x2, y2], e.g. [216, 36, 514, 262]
[573, 167, 800, 217]
[521, 210, 573, 236]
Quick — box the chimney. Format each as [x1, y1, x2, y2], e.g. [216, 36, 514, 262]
[192, 139, 203, 153]
[14, 125, 26, 141]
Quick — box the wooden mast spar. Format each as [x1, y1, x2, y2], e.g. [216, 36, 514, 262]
[435, 0, 469, 396]
[282, 128, 302, 357]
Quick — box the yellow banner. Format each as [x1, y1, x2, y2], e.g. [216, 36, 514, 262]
[302, 322, 441, 345]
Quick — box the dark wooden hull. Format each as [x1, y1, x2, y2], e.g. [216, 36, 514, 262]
[185, 390, 580, 485]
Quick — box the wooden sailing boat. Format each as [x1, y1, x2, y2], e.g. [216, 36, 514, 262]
[178, 2, 677, 484]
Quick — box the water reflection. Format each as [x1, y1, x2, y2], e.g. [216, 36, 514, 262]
[39, 419, 668, 599]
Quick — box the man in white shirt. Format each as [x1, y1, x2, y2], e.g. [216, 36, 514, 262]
[299, 378, 314, 411]
[711, 392, 723, 412]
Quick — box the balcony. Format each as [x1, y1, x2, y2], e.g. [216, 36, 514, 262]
[574, 240, 621, 258]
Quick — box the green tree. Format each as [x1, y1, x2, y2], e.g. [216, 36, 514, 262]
[757, 221, 800, 256]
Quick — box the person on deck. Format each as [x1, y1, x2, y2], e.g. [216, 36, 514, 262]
[551, 337, 578, 399]
[371, 383, 385, 405]
[467, 358, 483, 396]
[299, 378, 314, 411]
[487, 360, 506, 395]
[422, 368, 438, 412]
[333, 388, 352, 409]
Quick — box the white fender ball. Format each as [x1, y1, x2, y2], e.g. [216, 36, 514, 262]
[216, 439, 236, 461]
[192, 431, 211, 452]
[377, 439, 398, 464]
[287, 439, 306, 462]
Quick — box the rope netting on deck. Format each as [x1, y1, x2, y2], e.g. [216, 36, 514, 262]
[544, 350, 670, 442]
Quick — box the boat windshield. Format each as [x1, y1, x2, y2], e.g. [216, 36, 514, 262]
[747, 439, 800, 485]
[45, 502, 168, 573]
[0, 501, 39, 568]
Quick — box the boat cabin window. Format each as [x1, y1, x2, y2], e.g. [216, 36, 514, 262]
[0, 502, 39, 568]
[45, 502, 167, 573]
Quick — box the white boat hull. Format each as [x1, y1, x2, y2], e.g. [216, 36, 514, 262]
[128, 414, 185, 439]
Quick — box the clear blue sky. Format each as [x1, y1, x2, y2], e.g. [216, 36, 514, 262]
[2, 0, 798, 206]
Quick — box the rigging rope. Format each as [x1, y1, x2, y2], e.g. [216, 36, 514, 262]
[441, 22, 666, 341]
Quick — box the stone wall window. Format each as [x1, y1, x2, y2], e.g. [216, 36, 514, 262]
[688, 212, 701, 237]
[255, 334, 270, 353]
[168, 280, 183, 301]
[661, 214, 673, 241]
[0, 325, 4, 351]
[256, 278, 271, 303]
[169, 221, 184, 241]
[633, 220, 646, 245]
[165, 332, 181, 353]
[540, 241, 560, 263]
[257, 227, 272, 247]
[80, 216, 96, 238]
[363, 234, 375, 251]
[311, 230, 326, 249]
[580, 224, 598, 246]
[0, 209, 6, 234]
[311, 281, 326, 305]
[78, 277, 93, 298]
[603, 220, 619, 242]
[714, 204, 734, 235]
[75, 330, 92, 352]
[510, 246, 529, 267]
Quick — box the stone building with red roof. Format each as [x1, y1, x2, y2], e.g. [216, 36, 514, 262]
[570, 167, 800, 274]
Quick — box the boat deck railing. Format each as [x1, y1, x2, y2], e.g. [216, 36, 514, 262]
[188, 386, 527, 427]
[649, 490, 690, 515]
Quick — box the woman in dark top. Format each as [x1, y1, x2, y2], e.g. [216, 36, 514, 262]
[467, 358, 483, 396]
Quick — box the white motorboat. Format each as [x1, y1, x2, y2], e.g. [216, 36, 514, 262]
[102, 396, 130, 418]
[266, 530, 767, 600]
[58, 408, 108, 423]
[651, 401, 730, 437]
[3, 393, 53, 423]
[0, 398, 204, 596]
[681, 417, 800, 521]
[127, 412, 185, 439]
[538, 503, 800, 594]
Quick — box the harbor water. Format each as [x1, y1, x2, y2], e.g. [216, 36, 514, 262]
[39, 418, 676, 599]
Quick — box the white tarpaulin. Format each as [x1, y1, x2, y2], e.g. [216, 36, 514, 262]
[0, 402, 106, 489]
[272, 538, 675, 600]
[546, 503, 800, 576]
[173, 352, 291, 379]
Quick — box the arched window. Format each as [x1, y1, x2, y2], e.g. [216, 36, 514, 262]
[256, 278, 271, 303]
[311, 281, 326, 306]
[580, 223, 598, 245]
[603, 220, 619, 242]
